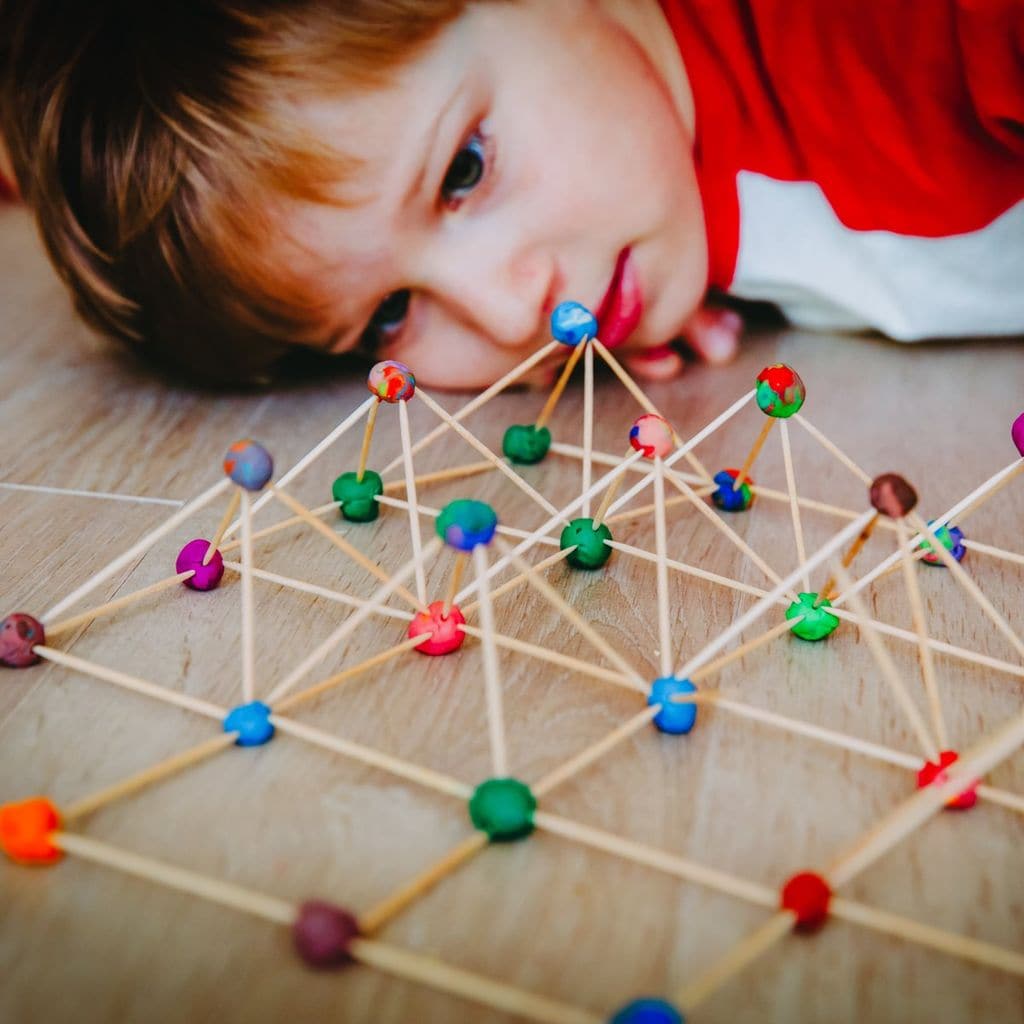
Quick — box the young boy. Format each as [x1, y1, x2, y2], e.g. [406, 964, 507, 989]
[1, 1, 1021, 390]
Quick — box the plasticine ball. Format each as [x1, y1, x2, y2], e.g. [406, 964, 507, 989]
[293, 900, 360, 968]
[780, 871, 832, 932]
[919, 521, 966, 566]
[223, 439, 273, 491]
[175, 539, 225, 591]
[0, 613, 45, 668]
[332, 470, 384, 523]
[0, 797, 62, 865]
[629, 414, 674, 460]
[711, 468, 754, 512]
[367, 360, 416, 403]
[917, 750, 978, 810]
[436, 499, 498, 551]
[609, 998, 685, 1024]
[869, 473, 917, 518]
[550, 301, 597, 347]
[755, 364, 805, 418]
[1011, 412, 1024, 458]
[560, 518, 613, 570]
[223, 701, 275, 747]
[503, 424, 551, 465]
[648, 677, 698, 735]
[408, 602, 467, 656]
[785, 592, 840, 641]
[468, 778, 536, 841]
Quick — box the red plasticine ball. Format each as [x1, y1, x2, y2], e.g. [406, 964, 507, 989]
[0, 797, 63, 865]
[917, 750, 978, 810]
[780, 871, 831, 932]
[408, 601, 467, 656]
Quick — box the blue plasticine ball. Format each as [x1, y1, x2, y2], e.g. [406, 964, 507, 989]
[436, 499, 499, 551]
[647, 677, 698, 735]
[223, 439, 273, 491]
[223, 701, 275, 746]
[550, 301, 598, 347]
[609, 998, 685, 1024]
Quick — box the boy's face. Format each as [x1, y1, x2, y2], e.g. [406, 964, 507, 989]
[284, 0, 707, 388]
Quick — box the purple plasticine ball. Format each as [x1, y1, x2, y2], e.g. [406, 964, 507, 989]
[1012, 412, 1024, 459]
[175, 539, 225, 592]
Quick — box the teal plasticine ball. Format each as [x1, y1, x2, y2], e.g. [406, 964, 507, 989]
[560, 517, 613, 570]
[502, 424, 552, 465]
[436, 499, 498, 551]
[786, 592, 840, 641]
[332, 470, 384, 522]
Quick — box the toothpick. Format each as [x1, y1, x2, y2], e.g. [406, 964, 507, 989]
[270, 486, 424, 613]
[461, 547, 575, 617]
[204, 489, 241, 565]
[732, 418, 776, 490]
[831, 558, 939, 762]
[961, 538, 1024, 568]
[383, 460, 494, 494]
[653, 459, 674, 679]
[689, 617, 796, 683]
[45, 571, 197, 639]
[219, 501, 342, 556]
[357, 398, 381, 483]
[592, 449, 633, 529]
[603, 486, 716, 527]
[817, 511, 879, 605]
[359, 833, 489, 935]
[33, 645, 224, 720]
[43, 476, 232, 622]
[397, 399, 427, 605]
[792, 413, 873, 485]
[896, 517, 948, 750]
[416, 388, 564, 522]
[534, 341, 586, 430]
[778, 419, 809, 591]
[473, 543, 509, 777]
[582, 341, 595, 515]
[380, 340, 561, 477]
[444, 552, 468, 617]
[239, 490, 256, 704]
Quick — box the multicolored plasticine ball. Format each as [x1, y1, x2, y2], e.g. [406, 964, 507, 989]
[0, 613, 45, 668]
[223, 439, 273, 491]
[367, 360, 416, 403]
[629, 414, 674, 460]
[550, 301, 598, 347]
[435, 499, 498, 551]
[755, 364, 805, 418]
[919, 521, 966, 566]
[711, 468, 754, 512]
[1011, 411, 1024, 458]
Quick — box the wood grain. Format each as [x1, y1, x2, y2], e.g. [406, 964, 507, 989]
[2, 204, 1023, 1023]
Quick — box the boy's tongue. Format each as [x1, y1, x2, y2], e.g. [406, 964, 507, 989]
[596, 248, 643, 348]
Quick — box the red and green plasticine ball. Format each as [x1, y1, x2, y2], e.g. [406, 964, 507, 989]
[755, 364, 805, 418]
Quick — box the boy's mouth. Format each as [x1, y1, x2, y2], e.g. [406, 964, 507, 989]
[596, 248, 643, 348]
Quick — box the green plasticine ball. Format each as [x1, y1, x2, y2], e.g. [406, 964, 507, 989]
[468, 778, 536, 842]
[332, 470, 384, 523]
[560, 518, 613, 570]
[786, 592, 840, 641]
[502, 424, 552, 465]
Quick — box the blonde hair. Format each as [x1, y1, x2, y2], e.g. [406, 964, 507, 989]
[0, 1, 482, 384]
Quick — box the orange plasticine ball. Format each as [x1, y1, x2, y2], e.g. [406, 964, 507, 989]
[0, 797, 63, 865]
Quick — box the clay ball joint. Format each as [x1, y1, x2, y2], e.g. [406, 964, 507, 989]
[869, 473, 918, 519]
[367, 360, 416, 403]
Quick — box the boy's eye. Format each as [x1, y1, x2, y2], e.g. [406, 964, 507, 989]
[441, 132, 487, 206]
[364, 289, 410, 343]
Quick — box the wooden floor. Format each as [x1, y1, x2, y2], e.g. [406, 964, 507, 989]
[2, 203, 1023, 1024]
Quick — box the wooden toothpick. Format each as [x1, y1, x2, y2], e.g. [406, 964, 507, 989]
[653, 458, 674, 679]
[473, 543, 509, 777]
[397, 399, 427, 605]
[581, 341, 595, 515]
[732, 417, 776, 490]
[204, 489, 241, 565]
[356, 398, 381, 483]
[239, 489, 256, 705]
[534, 341, 586, 431]
[443, 552, 468, 617]
[778, 419, 809, 591]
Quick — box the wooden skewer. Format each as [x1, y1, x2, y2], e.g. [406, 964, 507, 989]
[266, 537, 442, 704]
[462, 548, 575, 618]
[494, 537, 648, 689]
[54, 831, 296, 925]
[356, 398, 381, 483]
[269, 712, 471, 799]
[533, 707, 660, 798]
[792, 413, 873, 485]
[43, 476, 232, 622]
[676, 912, 794, 1011]
[383, 460, 494, 494]
[350, 937, 602, 1024]
[397, 399, 427, 606]
[778, 419, 810, 591]
[33, 645, 225, 720]
[275, 635, 430, 714]
[204, 489, 241, 565]
[732, 418, 776, 490]
[239, 490, 256, 705]
[909, 511, 1024, 662]
[895, 517, 948, 750]
[653, 459, 674, 679]
[359, 833, 489, 934]
[831, 559, 939, 762]
[534, 341, 586, 430]
[592, 338, 713, 482]
[45, 571, 196, 639]
[416, 388, 564, 522]
[444, 553, 468, 617]
[817, 511, 879, 604]
[64, 733, 237, 822]
[581, 341, 595, 515]
[459, 624, 643, 693]
[473, 543, 509, 777]
[380, 340, 562, 478]
[270, 486, 424, 613]
[592, 449, 634, 529]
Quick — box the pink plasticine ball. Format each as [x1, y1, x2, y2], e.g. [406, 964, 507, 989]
[175, 539, 225, 592]
[1011, 412, 1024, 458]
[407, 601, 467, 656]
[629, 414, 674, 460]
